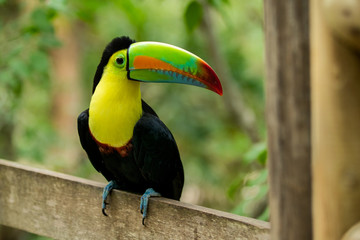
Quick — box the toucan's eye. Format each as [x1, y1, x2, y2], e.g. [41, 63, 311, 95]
[115, 55, 125, 68]
[116, 57, 124, 65]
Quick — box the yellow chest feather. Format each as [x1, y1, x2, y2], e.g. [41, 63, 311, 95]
[88, 68, 142, 148]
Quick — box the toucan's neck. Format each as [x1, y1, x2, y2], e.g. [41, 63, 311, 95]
[89, 68, 142, 148]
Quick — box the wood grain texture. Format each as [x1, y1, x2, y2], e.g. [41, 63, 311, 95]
[311, 0, 360, 239]
[264, 0, 312, 239]
[0, 159, 270, 240]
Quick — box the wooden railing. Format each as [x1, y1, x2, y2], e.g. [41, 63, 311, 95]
[0, 159, 270, 239]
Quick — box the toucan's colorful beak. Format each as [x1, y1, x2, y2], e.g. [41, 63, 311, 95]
[127, 41, 223, 96]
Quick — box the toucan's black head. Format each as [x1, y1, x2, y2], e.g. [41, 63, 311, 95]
[92, 36, 135, 93]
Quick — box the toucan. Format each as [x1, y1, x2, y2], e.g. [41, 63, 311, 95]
[77, 36, 222, 224]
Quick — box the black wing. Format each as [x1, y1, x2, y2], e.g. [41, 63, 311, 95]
[77, 109, 113, 181]
[132, 110, 184, 200]
[141, 100, 158, 117]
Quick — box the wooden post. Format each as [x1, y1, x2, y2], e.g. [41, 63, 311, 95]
[311, 0, 360, 239]
[264, 1, 312, 239]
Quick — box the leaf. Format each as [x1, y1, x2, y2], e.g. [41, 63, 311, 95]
[184, 0, 203, 33]
[243, 142, 267, 165]
[227, 174, 245, 200]
[30, 8, 54, 33]
[47, 0, 67, 13]
[257, 206, 270, 221]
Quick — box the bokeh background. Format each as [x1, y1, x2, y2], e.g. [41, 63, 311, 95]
[0, 0, 266, 238]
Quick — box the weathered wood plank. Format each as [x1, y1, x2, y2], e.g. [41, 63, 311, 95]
[264, 0, 312, 240]
[0, 159, 270, 239]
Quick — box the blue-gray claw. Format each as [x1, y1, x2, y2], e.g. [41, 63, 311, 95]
[140, 188, 161, 225]
[102, 180, 119, 216]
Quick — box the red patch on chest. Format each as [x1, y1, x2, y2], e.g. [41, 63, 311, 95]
[98, 141, 133, 157]
[90, 129, 133, 157]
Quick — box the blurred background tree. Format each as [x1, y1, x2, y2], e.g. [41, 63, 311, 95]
[0, 0, 267, 238]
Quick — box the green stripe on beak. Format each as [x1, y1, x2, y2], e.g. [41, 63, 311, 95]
[127, 41, 223, 95]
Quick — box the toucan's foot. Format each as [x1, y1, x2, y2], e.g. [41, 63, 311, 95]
[102, 180, 119, 216]
[140, 188, 161, 225]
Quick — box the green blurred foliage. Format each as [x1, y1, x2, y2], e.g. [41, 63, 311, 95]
[0, 0, 60, 162]
[0, 1, 268, 236]
[184, 1, 203, 33]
